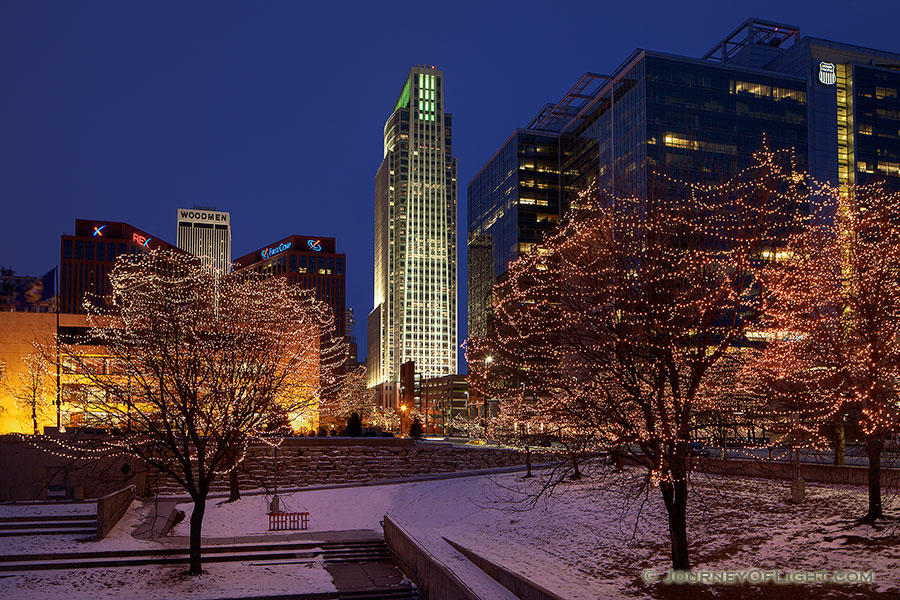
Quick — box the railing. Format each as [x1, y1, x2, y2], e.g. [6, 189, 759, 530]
[268, 511, 309, 531]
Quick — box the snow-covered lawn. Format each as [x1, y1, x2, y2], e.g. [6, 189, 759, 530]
[2, 469, 899, 599]
[172, 469, 900, 599]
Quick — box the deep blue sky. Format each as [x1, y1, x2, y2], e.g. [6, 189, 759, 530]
[2, 1, 898, 367]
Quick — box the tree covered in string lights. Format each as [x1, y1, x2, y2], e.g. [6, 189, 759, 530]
[320, 365, 401, 433]
[3, 353, 52, 435]
[468, 150, 811, 571]
[50, 249, 344, 574]
[747, 182, 900, 523]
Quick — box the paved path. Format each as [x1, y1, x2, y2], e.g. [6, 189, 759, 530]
[153, 461, 549, 503]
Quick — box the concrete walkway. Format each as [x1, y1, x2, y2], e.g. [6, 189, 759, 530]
[325, 561, 407, 592]
[153, 461, 552, 503]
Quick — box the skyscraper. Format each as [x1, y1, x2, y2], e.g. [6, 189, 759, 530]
[368, 66, 458, 388]
[176, 207, 232, 273]
[468, 18, 900, 340]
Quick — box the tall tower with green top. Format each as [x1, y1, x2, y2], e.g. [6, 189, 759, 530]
[368, 66, 458, 388]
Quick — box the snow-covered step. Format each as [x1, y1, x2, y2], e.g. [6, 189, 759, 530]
[0, 528, 96, 537]
[336, 588, 419, 599]
[0, 520, 97, 530]
[0, 548, 323, 571]
[0, 514, 95, 523]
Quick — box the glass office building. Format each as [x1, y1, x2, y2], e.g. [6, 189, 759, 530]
[467, 130, 560, 338]
[467, 18, 900, 335]
[369, 66, 458, 386]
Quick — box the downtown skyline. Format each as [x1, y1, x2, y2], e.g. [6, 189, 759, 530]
[2, 1, 899, 369]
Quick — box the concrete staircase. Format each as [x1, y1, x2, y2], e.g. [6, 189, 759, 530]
[0, 537, 419, 599]
[0, 514, 96, 537]
[322, 539, 391, 564]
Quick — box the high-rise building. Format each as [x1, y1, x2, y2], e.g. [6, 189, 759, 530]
[233, 235, 346, 338]
[60, 220, 179, 314]
[467, 130, 560, 338]
[467, 18, 900, 338]
[368, 66, 458, 387]
[176, 207, 232, 273]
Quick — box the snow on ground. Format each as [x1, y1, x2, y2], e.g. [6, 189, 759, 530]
[0, 560, 336, 600]
[3, 469, 899, 599]
[0, 496, 159, 555]
[172, 469, 900, 599]
[0, 500, 336, 599]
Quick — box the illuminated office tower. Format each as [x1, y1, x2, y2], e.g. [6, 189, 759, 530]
[368, 66, 458, 388]
[176, 207, 232, 273]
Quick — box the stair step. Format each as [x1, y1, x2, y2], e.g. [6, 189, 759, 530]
[0, 515, 95, 523]
[0, 549, 323, 571]
[0, 529, 96, 537]
[337, 588, 418, 600]
[0, 521, 98, 530]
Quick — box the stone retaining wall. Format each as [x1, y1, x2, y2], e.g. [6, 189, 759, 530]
[698, 457, 900, 488]
[150, 439, 544, 495]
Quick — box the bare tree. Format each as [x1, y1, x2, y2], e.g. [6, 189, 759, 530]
[469, 150, 810, 570]
[50, 249, 340, 574]
[4, 353, 51, 435]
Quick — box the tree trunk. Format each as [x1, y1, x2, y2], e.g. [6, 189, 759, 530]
[862, 437, 884, 523]
[31, 404, 38, 436]
[570, 454, 582, 480]
[659, 475, 690, 571]
[189, 497, 206, 575]
[523, 446, 533, 478]
[832, 418, 845, 466]
[228, 468, 241, 502]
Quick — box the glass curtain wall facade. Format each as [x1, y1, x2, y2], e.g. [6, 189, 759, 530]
[466, 19, 900, 359]
[369, 66, 458, 387]
[558, 53, 809, 212]
[467, 130, 559, 337]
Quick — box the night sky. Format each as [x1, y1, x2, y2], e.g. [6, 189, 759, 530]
[2, 1, 897, 368]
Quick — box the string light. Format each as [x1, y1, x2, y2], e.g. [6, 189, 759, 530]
[468, 149, 820, 476]
[36, 249, 347, 495]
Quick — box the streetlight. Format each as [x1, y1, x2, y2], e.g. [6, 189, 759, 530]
[399, 404, 408, 435]
[483, 355, 495, 427]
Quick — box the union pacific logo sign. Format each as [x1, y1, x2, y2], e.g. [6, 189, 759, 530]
[818, 62, 836, 86]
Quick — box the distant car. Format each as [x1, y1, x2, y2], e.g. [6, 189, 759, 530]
[465, 439, 486, 446]
[690, 442, 711, 457]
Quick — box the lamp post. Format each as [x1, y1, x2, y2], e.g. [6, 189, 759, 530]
[400, 404, 408, 436]
[483, 355, 494, 427]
